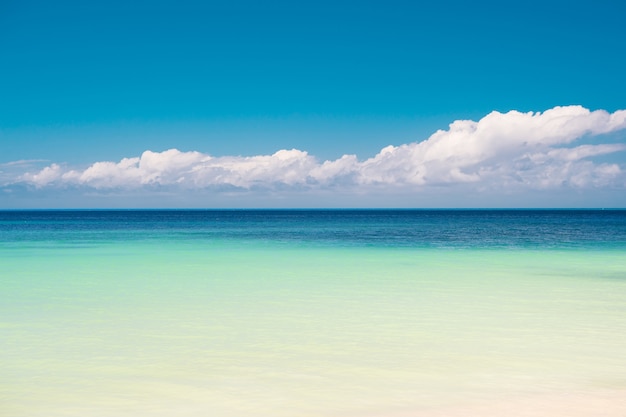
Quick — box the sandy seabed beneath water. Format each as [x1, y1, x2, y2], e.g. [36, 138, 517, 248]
[367, 389, 626, 417]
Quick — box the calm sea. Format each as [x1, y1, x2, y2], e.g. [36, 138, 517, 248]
[2, 210, 626, 416]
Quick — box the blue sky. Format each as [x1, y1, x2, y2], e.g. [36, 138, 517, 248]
[1, 0, 626, 207]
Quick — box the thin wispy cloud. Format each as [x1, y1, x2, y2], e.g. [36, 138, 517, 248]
[0, 159, 50, 166]
[6, 106, 626, 195]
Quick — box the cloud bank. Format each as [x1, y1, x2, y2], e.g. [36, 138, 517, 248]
[4, 106, 626, 204]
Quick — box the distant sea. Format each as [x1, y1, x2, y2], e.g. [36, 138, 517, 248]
[2, 210, 626, 416]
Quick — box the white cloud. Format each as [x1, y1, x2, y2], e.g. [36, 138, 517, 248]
[19, 163, 63, 187]
[6, 106, 626, 198]
[355, 106, 626, 187]
[188, 149, 318, 188]
[310, 154, 359, 183]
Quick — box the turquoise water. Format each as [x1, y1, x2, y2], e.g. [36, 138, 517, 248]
[2, 210, 626, 416]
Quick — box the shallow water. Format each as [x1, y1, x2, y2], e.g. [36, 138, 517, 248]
[1, 210, 626, 416]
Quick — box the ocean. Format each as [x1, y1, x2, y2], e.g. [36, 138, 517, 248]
[1, 210, 626, 416]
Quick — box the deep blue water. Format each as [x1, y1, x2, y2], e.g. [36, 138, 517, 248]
[1, 209, 626, 249]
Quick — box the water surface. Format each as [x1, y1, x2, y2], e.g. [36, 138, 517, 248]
[2, 210, 625, 416]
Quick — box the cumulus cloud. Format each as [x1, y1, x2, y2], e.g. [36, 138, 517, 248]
[355, 106, 626, 187]
[6, 106, 626, 195]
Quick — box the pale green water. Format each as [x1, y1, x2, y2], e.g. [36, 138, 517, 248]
[2, 240, 626, 416]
